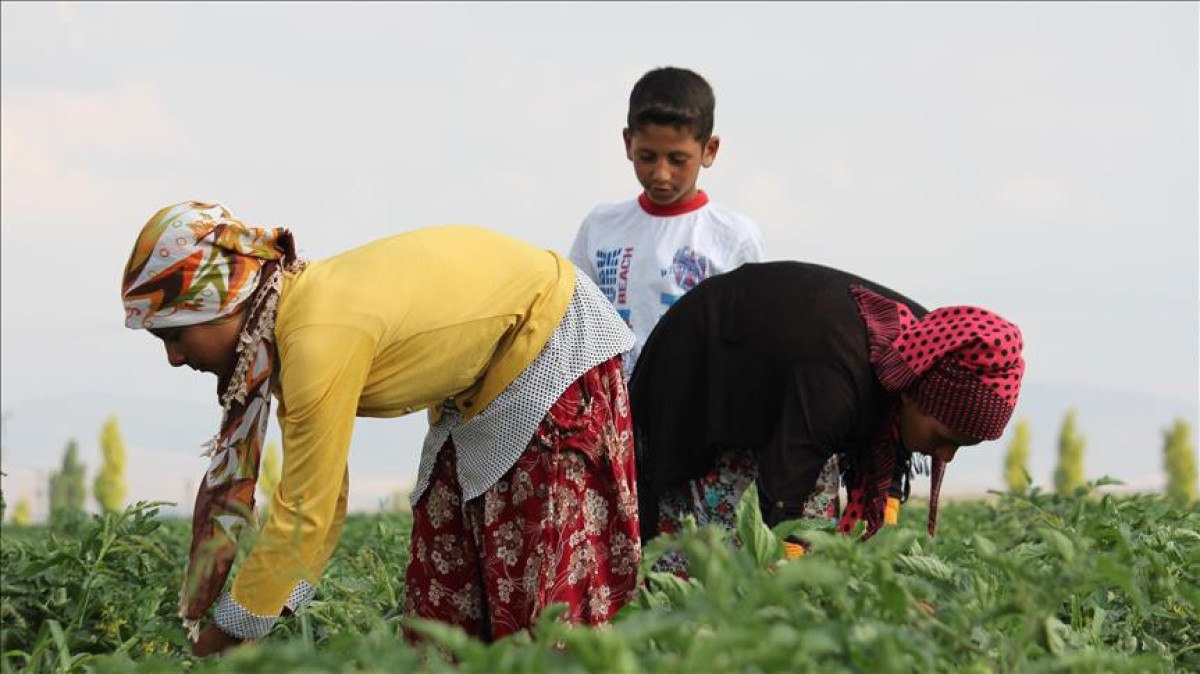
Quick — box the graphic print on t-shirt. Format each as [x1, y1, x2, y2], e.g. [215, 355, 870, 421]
[595, 246, 634, 328]
[659, 246, 713, 307]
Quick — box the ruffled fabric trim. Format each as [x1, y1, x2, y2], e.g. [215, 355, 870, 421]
[217, 258, 306, 413]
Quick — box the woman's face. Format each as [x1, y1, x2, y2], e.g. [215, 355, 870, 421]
[898, 392, 982, 463]
[148, 310, 247, 388]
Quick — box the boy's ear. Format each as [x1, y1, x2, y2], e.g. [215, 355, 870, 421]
[623, 128, 634, 160]
[701, 135, 720, 168]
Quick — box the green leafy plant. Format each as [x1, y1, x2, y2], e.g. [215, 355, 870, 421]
[2, 479, 1196, 674]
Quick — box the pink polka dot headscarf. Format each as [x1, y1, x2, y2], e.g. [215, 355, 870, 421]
[853, 286, 1025, 441]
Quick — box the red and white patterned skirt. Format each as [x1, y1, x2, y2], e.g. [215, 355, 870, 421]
[403, 356, 641, 641]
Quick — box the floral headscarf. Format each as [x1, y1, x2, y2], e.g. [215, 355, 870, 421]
[122, 201, 303, 637]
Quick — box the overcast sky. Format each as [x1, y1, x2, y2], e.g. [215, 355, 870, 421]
[2, 2, 1196, 516]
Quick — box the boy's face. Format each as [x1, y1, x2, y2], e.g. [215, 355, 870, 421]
[624, 123, 719, 207]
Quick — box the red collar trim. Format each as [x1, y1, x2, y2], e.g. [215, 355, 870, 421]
[637, 190, 709, 216]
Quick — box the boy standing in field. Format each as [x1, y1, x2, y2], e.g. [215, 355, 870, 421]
[569, 66, 764, 377]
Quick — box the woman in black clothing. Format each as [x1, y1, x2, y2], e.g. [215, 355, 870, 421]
[628, 261, 1025, 569]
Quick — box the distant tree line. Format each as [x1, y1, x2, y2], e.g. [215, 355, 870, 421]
[3, 410, 1197, 527]
[1003, 410, 1196, 505]
[1162, 419, 1196, 507]
[4, 415, 130, 528]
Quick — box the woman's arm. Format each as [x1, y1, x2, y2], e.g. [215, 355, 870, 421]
[757, 362, 860, 527]
[211, 326, 373, 640]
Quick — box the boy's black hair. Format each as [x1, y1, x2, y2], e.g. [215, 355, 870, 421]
[626, 66, 715, 143]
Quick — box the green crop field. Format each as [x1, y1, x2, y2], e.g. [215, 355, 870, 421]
[2, 480, 1197, 673]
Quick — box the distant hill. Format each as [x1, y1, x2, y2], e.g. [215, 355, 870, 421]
[2, 382, 1195, 520]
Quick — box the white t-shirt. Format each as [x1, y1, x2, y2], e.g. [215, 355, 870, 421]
[568, 191, 764, 375]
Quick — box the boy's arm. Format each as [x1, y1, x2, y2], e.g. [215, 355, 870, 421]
[761, 363, 857, 528]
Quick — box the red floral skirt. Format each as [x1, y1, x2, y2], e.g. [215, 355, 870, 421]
[403, 356, 641, 641]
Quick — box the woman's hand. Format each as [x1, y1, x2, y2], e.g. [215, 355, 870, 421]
[190, 623, 249, 657]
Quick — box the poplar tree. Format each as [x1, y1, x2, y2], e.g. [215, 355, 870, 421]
[11, 495, 31, 526]
[1053, 409, 1086, 495]
[1003, 419, 1032, 492]
[93, 416, 127, 514]
[1163, 418, 1196, 508]
[49, 439, 87, 525]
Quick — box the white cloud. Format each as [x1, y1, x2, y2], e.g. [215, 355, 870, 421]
[995, 174, 1070, 212]
[52, 2, 84, 53]
[53, 1, 75, 24]
[1, 79, 181, 222]
[0, 3, 1194, 511]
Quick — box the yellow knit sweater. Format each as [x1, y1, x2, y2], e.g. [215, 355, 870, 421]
[230, 225, 575, 617]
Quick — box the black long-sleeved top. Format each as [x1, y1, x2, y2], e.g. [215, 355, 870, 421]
[628, 261, 927, 540]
